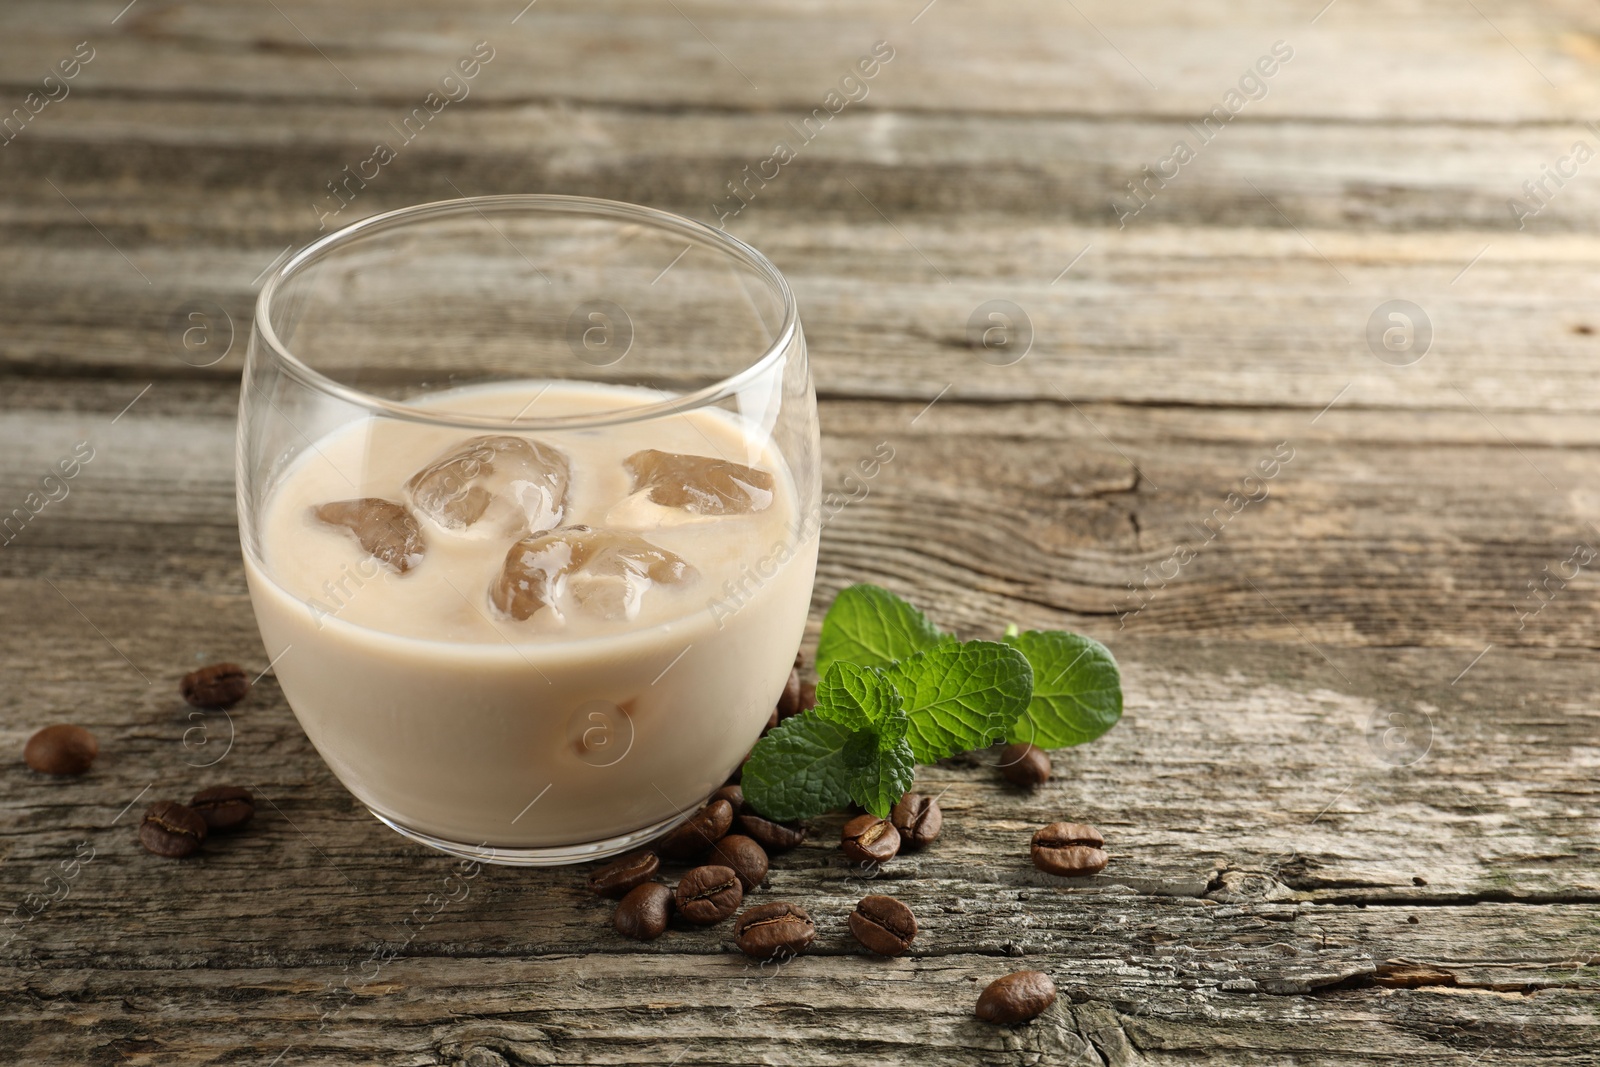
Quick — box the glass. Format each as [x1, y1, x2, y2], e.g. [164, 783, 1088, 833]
[238, 196, 819, 865]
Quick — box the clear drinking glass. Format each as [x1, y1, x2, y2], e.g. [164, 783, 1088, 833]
[238, 196, 819, 865]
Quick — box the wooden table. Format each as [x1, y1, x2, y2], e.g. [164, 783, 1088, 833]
[4, 2, 1599, 1063]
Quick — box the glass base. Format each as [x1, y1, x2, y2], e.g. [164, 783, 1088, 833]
[368, 806, 698, 867]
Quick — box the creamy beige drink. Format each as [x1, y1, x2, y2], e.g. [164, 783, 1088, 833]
[244, 382, 817, 853]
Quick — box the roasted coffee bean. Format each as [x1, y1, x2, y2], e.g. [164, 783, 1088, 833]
[736, 813, 807, 853]
[588, 849, 660, 898]
[733, 901, 815, 960]
[765, 706, 780, 732]
[976, 970, 1057, 1023]
[656, 799, 734, 860]
[999, 742, 1051, 786]
[139, 801, 207, 858]
[180, 663, 250, 709]
[890, 793, 942, 849]
[848, 894, 917, 956]
[1030, 822, 1108, 876]
[798, 680, 817, 712]
[24, 724, 98, 776]
[712, 783, 744, 811]
[614, 882, 673, 940]
[841, 814, 900, 865]
[189, 785, 254, 832]
[674, 865, 743, 925]
[708, 834, 768, 892]
[776, 668, 803, 720]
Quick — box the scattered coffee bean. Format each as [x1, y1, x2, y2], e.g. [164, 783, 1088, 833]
[614, 882, 673, 941]
[765, 706, 780, 732]
[999, 742, 1050, 786]
[23, 724, 98, 776]
[734, 901, 815, 960]
[656, 799, 734, 860]
[891, 793, 942, 849]
[848, 894, 917, 956]
[712, 783, 744, 811]
[737, 813, 807, 853]
[776, 668, 803, 720]
[180, 662, 250, 709]
[841, 814, 900, 865]
[1030, 822, 1108, 877]
[798, 680, 817, 712]
[588, 849, 660, 899]
[189, 785, 254, 832]
[138, 800, 208, 858]
[976, 970, 1057, 1023]
[708, 834, 769, 892]
[675, 865, 743, 925]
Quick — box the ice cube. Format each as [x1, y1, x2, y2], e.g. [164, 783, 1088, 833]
[313, 498, 426, 573]
[623, 449, 774, 515]
[405, 435, 571, 537]
[490, 524, 695, 622]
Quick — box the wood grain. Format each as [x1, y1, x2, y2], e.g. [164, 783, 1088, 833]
[3, 1, 1599, 1064]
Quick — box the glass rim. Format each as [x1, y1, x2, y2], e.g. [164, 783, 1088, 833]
[252, 194, 801, 432]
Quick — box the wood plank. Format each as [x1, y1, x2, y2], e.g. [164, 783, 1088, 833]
[3, 953, 1598, 1065]
[8, 93, 1600, 409]
[2, 618, 1597, 1058]
[5, 396, 1600, 649]
[3, 0, 1600, 121]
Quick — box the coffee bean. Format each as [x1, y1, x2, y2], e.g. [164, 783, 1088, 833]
[614, 882, 673, 940]
[708, 834, 768, 892]
[798, 680, 817, 712]
[841, 814, 900, 865]
[1030, 822, 1108, 876]
[1000, 742, 1050, 786]
[23, 724, 98, 776]
[736, 813, 807, 853]
[712, 783, 744, 811]
[765, 706, 780, 732]
[189, 785, 254, 832]
[776, 668, 803, 720]
[848, 894, 917, 956]
[180, 663, 250, 709]
[588, 849, 660, 899]
[656, 799, 734, 860]
[139, 801, 207, 858]
[674, 865, 743, 925]
[733, 901, 815, 960]
[890, 793, 942, 849]
[976, 970, 1057, 1023]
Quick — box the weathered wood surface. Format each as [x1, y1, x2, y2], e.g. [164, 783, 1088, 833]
[3, 1, 1600, 1064]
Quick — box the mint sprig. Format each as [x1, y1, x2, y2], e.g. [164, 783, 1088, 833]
[883, 641, 1031, 763]
[743, 584, 1122, 821]
[1003, 630, 1122, 747]
[814, 583, 951, 676]
[740, 715, 854, 821]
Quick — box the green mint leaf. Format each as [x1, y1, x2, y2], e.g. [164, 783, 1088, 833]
[816, 584, 950, 677]
[843, 731, 917, 818]
[814, 662, 904, 735]
[1004, 630, 1123, 747]
[884, 640, 1033, 763]
[742, 714, 855, 822]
